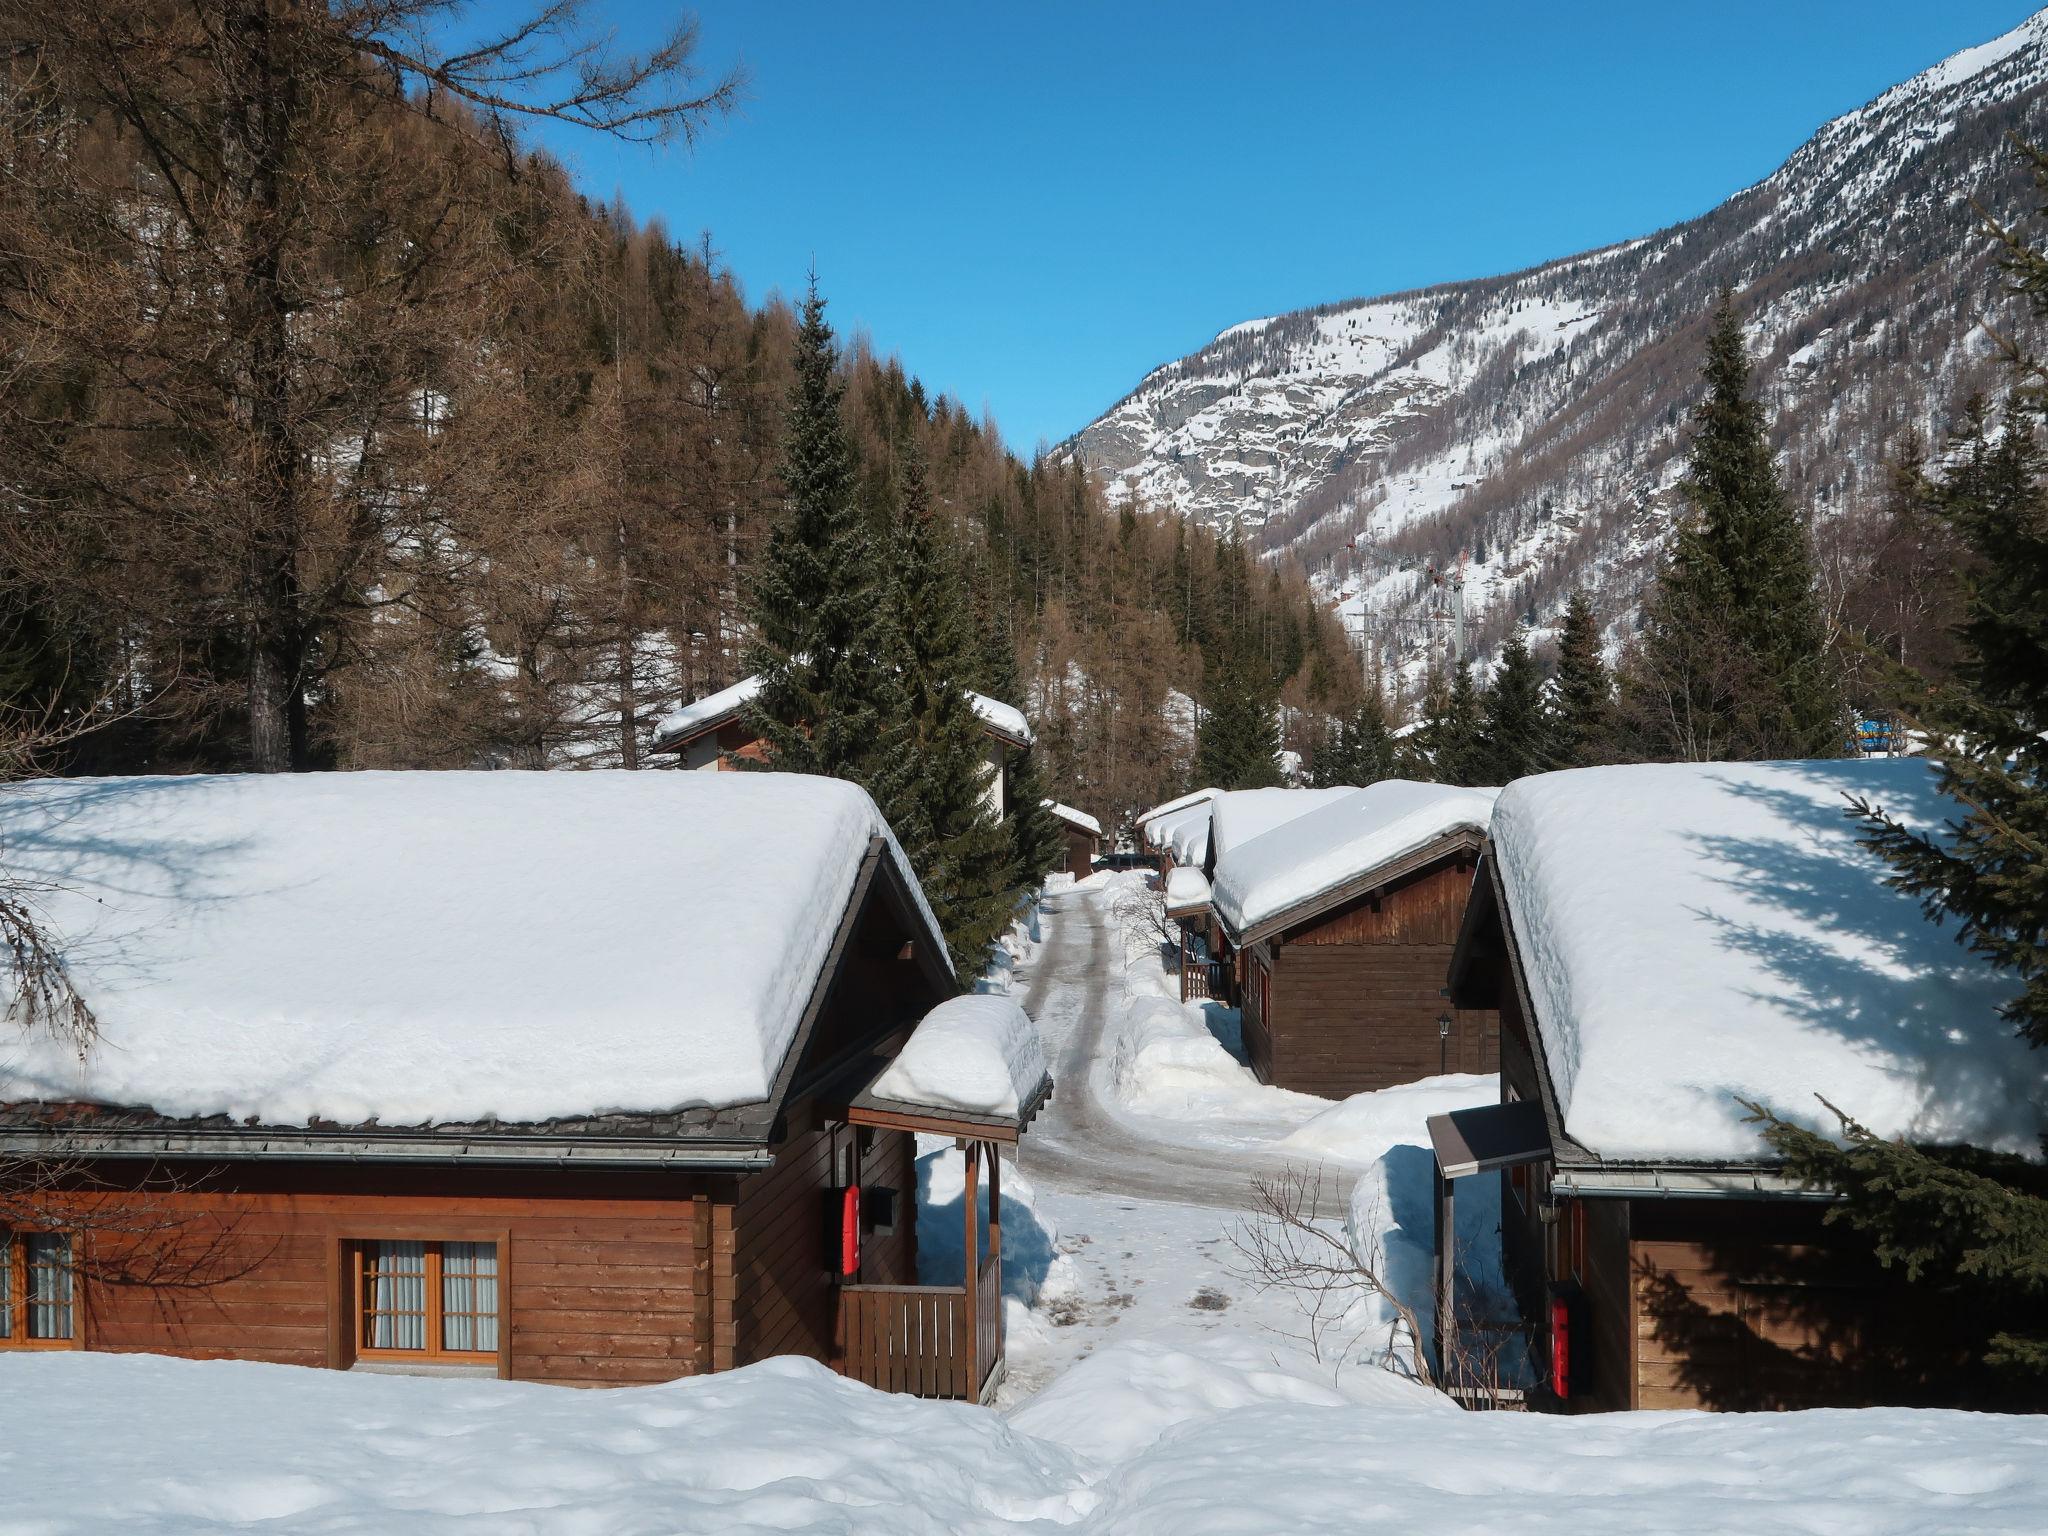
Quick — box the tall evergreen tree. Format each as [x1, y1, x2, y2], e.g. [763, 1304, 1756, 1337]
[1478, 630, 1549, 783]
[740, 284, 916, 828]
[888, 436, 1019, 974]
[1196, 644, 1282, 790]
[1617, 291, 1845, 762]
[1312, 681, 1400, 788]
[1544, 589, 1612, 769]
[1416, 661, 1488, 787]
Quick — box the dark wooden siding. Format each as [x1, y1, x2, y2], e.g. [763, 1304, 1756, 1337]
[1578, 1197, 1633, 1412]
[1063, 825, 1097, 880]
[41, 1161, 723, 1388]
[1624, 1198, 1981, 1411]
[731, 1122, 919, 1370]
[1255, 854, 1497, 1097]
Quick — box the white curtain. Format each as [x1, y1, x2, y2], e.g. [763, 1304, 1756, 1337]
[368, 1240, 426, 1350]
[441, 1243, 498, 1353]
[25, 1234, 72, 1340]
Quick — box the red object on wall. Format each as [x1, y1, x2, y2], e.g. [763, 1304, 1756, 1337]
[1549, 1293, 1572, 1399]
[839, 1184, 862, 1276]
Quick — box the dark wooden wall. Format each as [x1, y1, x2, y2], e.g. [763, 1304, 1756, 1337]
[1257, 857, 1497, 1097]
[1063, 825, 1097, 880]
[730, 1123, 918, 1370]
[42, 1161, 724, 1388]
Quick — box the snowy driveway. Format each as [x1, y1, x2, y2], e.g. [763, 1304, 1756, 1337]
[1015, 880, 1348, 1217]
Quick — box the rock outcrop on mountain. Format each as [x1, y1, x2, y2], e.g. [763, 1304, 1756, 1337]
[1064, 13, 2048, 686]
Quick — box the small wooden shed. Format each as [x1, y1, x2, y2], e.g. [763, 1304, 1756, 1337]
[1437, 759, 2047, 1413]
[1043, 801, 1101, 880]
[1210, 782, 1500, 1097]
[0, 772, 1049, 1402]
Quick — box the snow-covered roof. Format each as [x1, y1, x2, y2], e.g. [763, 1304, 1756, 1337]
[1213, 780, 1498, 938]
[1163, 867, 1212, 917]
[0, 771, 943, 1129]
[1134, 786, 1219, 829]
[1491, 759, 2048, 1163]
[1165, 806, 1211, 866]
[1205, 788, 1357, 869]
[868, 994, 1049, 1120]
[1044, 801, 1102, 837]
[1142, 801, 1208, 853]
[652, 676, 1033, 750]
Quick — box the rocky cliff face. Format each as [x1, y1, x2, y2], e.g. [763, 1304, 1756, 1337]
[1064, 13, 2048, 686]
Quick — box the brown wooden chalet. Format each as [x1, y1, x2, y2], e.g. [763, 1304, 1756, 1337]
[1043, 801, 1101, 881]
[1209, 782, 1500, 1097]
[1434, 759, 2048, 1413]
[651, 674, 1034, 817]
[0, 772, 1048, 1401]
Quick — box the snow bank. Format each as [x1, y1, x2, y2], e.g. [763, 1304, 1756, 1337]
[1493, 759, 2047, 1161]
[11, 1347, 2048, 1533]
[0, 771, 936, 1126]
[1212, 780, 1497, 936]
[1162, 866, 1211, 914]
[1105, 996, 1295, 1122]
[1280, 1072, 1498, 1166]
[871, 994, 1049, 1118]
[1044, 800, 1102, 837]
[1205, 787, 1356, 868]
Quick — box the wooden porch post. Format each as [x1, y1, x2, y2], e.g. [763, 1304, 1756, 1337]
[1434, 1167, 1455, 1387]
[961, 1140, 980, 1400]
[986, 1143, 1003, 1361]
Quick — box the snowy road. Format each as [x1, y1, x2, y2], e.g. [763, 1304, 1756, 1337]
[1015, 880, 1348, 1219]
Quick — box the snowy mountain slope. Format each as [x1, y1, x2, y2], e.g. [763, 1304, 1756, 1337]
[1063, 11, 2048, 688]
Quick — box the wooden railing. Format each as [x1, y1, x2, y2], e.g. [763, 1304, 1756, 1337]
[836, 1264, 1003, 1401]
[1181, 956, 1227, 1002]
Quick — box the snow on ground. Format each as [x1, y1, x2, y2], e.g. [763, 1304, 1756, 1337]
[0, 771, 938, 1125]
[1493, 758, 2048, 1161]
[8, 1348, 2047, 1534]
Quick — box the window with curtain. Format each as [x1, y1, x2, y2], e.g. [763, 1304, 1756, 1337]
[1, 1231, 76, 1346]
[357, 1240, 499, 1359]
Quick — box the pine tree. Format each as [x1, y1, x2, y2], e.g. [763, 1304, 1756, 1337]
[1418, 662, 1488, 787]
[1195, 631, 1282, 791]
[1005, 748, 1068, 889]
[1751, 165, 2048, 1393]
[1478, 630, 1549, 783]
[888, 435, 1020, 974]
[1544, 589, 1612, 769]
[1312, 682, 1400, 788]
[740, 284, 916, 829]
[1617, 291, 1845, 762]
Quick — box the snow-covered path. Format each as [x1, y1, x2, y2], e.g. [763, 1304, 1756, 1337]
[1015, 881, 1346, 1216]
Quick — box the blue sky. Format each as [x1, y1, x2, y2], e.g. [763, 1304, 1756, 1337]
[509, 2, 2043, 453]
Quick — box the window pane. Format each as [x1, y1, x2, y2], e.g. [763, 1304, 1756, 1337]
[365, 1240, 426, 1350]
[442, 1242, 498, 1353]
[26, 1233, 73, 1340]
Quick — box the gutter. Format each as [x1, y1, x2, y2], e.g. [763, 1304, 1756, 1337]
[1552, 1163, 1837, 1202]
[0, 1129, 776, 1172]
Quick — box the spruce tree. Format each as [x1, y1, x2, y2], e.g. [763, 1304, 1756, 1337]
[1618, 291, 1845, 762]
[1419, 662, 1488, 787]
[1544, 589, 1612, 769]
[1195, 641, 1282, 790]
[1478, 630, 1549, 783]
[740, 283, 916, 829]
[1751, 170, 2048, 1393]
[888, 435, 1020, 974]
[1313, 682, 1400, 788]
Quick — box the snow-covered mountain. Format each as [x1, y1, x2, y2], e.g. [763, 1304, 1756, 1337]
[1063, 12, 2048, 687]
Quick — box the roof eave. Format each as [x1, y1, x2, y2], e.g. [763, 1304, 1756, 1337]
[1228, 827, 1485, 948]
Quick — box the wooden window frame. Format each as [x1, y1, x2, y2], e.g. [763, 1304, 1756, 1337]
[0, 1229, 80, 1351]
[331, 1228, 511, 1378]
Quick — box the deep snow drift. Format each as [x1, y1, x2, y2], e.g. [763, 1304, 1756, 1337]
[5, 1347, 2045, 1534]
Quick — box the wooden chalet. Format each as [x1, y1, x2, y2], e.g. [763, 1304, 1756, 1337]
[1435, 759, 2047, 1413]
[1043, 801, 1102, 880]
[1211, 781, 1500, 1097]
[651, 675, 1034, 817]
[0, 772, 1048, 1402]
